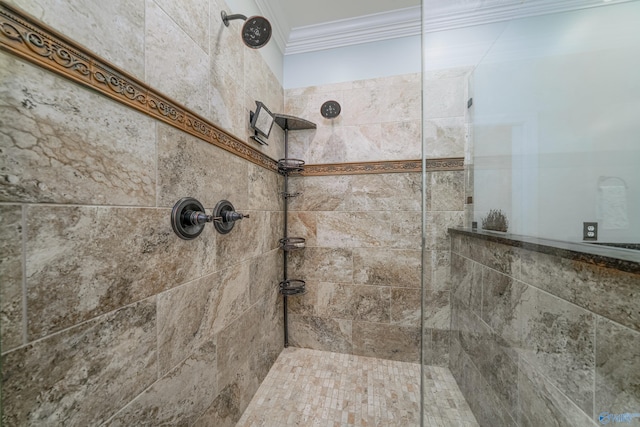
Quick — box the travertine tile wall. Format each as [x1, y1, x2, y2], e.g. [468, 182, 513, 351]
[283, 69, 470, 364]
[0, 0, 285, 425]
[450, 231, 640, 426]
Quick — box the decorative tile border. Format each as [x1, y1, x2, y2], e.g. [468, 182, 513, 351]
[0, 1, 279, 173]
[301, 158, 464, 176]
[0, 2, 464, 177]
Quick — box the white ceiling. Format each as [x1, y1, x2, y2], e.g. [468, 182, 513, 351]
[255, 0, 421, 54]
[265, 0, 420, 29]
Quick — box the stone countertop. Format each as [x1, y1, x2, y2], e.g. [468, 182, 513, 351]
[449, 228, 640, 275]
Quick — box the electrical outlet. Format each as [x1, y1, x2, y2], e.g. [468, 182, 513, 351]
[583, 222, 598, 241]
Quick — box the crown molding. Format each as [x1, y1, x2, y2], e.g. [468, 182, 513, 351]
[268, 0, 633, 56]
[423, 0, 633, 33]
[285, 6, 421, 55]
[0, 2, 279, 174]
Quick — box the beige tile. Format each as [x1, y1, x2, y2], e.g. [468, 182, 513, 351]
[25, 205, 216, 338]
[0, 205, 23, 351]
[1, 298, 157, 426]
[239, 347, 476, 427]
[157, 123, 249, 209]
[353, 321, 420, 363]
[107, 340, 217, 426]
[0, 54, 155, 205]
[8, 0, 145, 78]
[154, 0, 209, 52]
[145, 0, 209, 117]
[353, 248, 421, 288]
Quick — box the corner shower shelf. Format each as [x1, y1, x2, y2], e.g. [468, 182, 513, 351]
[279, 279, 306, 296]
[274, 112, 316, 348]
[279, 237, 306, 251]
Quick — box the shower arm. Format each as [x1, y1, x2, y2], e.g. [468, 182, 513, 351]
[221, 11, 247, 26]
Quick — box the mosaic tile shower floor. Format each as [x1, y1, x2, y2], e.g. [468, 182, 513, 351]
[237, 347, 478, 427]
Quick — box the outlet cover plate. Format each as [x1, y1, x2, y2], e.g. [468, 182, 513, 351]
[583, 222, 598, 241]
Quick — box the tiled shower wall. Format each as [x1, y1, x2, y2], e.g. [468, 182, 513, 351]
[450, 231, 640, 426]
[283, 68, 470, 364]
[0, 0, 285, 425]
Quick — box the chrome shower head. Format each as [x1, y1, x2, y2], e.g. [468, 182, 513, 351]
[221, 11, 272, 49]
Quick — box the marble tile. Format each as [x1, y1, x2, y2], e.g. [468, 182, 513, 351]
[145, 0, 209, 117]
[286, 280, 318, 316]
[425, 211, 465, 251]
[287, 212, 318, 247]
[0, 54, 156, 205]
[423, 75, 467, 119]
[157, 260, 254, 377]
[210, 0, 245, 93]
[427, 170, 465, 211]
[25, 205, 216, 338]
[432, 250, 453, 292]
[287, 175, 351, 212]
[193, 382, 243, 427]
[389, 211, 422, 249]
[423, 117, 466, 158]
[343, 81, 421, 126]
[216, 304, 262, 392]
[428, 329, 451, 367]
[519, 286, 596, 414]
[209, 65, 246, 138]
[0, 205, 23, 351]
[521, 251, 640, 332]
[450, 253, 474, 306]
[462, 236, 521, 277]
[157, 123, 249, 209]
[239, 347, 425, 427]
[391, 288, 421, 327]
[157, 275, 214, 375]
[353, 248, 421, 287]
[248, 163, 282, 212]
[350, 173, 421, 211]
[518, 358, 598, 427]
[423, 290, 450, 330]
[596, 317, 640, 415]
[9, 0, 145, 78]
[481, 267, 526, 347]
[216, 210, 270, 270]
[352, 321, 420, 363]
[154, 0, 209, 52]
[317, 283, 391, 323]
[288, 247, 353, 283]
[422, 249, 433, 290]
[1, 298, 157, 426]
[316, 211, 386, 248]
[107, 340, 217, 426]
[249, 249, 281, 305]
[288, 315, 353, 354]
[451, 338, 517, 427]
[380, 120, 422, 159]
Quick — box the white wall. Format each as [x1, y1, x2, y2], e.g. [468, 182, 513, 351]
[283, 35, 421, 89]
[472, 1, 640, 243]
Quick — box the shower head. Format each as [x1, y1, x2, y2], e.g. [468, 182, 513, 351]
[221, 11, 272, 49]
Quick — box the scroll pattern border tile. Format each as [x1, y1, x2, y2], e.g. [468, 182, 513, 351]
[0, 1, 278, 173]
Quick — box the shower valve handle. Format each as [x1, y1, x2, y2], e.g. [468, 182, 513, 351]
[184, 210, 213, 226]
[219, 211, 249, 223]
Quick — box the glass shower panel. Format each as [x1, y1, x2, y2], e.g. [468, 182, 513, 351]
[471, 1, 640, 244]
